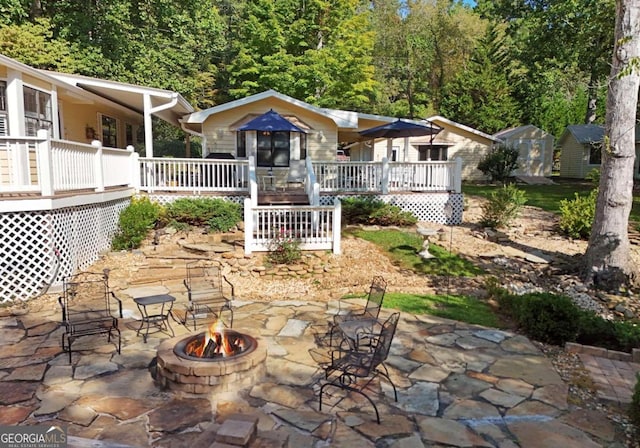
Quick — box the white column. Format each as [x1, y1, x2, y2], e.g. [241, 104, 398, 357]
[143, 93, 154, 158]
[333, 199, 342, 255]
[6, 69, 24, 136]
[92, 139, 104, 192]
[36, 129, 53, 196]
[243, 198, 253, 256]
[454, 157, 462, 193]
[381, 157, 389, 194]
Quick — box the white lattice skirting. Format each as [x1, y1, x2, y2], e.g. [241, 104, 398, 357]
[319, 192, 464, 225]
[0, 198, 129, 303]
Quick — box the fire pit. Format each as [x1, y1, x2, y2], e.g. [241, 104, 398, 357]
[156, 322, 266, 395]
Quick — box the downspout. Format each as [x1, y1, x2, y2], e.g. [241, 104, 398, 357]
[143, 92, 179, 159]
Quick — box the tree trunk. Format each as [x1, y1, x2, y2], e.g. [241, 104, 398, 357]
[584, 0, 640, 290]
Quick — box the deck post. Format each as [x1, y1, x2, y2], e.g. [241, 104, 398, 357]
[36, 129, 54, 196]
[244, 198, 253, 255]
[381, 157, 390, 194]
[92, 139, 105, 192]
[453, 157, 462, 193]
[333, 198, 342, 255]
[131, 151, 140, 191]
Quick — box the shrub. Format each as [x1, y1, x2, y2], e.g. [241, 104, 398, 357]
[164, 198, 241, 232]
[515, 292, 581, 345]
[479, 184, 527, 228]
[559, 189, 597, 239]
[267, 229, 302, 265]
[342, 197, 417, 226]
[477, 144, 520, 183]
[112, 197, 162, 250]
[630, 374, 640, 427]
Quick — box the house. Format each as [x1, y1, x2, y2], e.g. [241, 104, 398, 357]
[0, 53, 193, 301]
[558, 124, 640, 179]
[493, 125, 554, 177]
[348, 115, 501, 181]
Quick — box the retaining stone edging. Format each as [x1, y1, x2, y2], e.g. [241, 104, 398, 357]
[565, 342, 640, 363]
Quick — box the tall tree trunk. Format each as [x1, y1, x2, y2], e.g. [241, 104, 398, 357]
[584, 0, 640, 290]
[584, 77, 598, 124]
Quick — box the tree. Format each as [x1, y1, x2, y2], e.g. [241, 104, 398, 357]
[439, 23, 521, 133]
[584, 0, 640, 290]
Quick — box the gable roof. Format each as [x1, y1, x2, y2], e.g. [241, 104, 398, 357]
[561, 124, 605, 144]
[425, 115, 502, 143]
[184, 89, 359, 128]
[43, 71, 194, 126]
[493, 124, 551, 139]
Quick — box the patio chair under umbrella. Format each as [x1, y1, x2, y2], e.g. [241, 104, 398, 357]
[238, 109, 307, 133]
[358, 119, 441, 139]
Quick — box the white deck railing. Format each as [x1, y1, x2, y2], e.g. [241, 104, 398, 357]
[139, 157, 250, 193]
[0, 130, 461, 198]
[0, 130, 136, 195]
[243, 198, 341, 254]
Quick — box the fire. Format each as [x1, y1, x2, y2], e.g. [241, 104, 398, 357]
[184, 320, 245, 359]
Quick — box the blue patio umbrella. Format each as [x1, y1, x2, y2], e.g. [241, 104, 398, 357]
[359, 119, 441, 139]
[238, 109, 307, 133]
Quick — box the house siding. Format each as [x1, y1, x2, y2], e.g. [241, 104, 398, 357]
[201, 97, 338, 162]
[559, 135, 588, 178]
[497, 126, 554, 177]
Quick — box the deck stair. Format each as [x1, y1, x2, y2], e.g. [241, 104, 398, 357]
[258, 188, 310, 206]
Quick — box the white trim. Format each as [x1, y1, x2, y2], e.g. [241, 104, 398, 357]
[0, 188, 133, 213]
[425, 115, 501, 143]
[184, 89, 358, 128]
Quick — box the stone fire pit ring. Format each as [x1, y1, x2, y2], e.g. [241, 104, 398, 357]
[156, 333, 267, 395]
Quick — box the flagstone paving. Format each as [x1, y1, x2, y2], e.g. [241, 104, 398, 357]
[0, 292, 629, 447]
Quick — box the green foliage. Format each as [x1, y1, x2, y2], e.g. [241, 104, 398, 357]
[479, 184, 527, 228]
[347, 229, 484, 277]
[512, 292, 581, 345]
[112, 197, 162, 250]
[631, 374, 640, 427]
[267, 230, 302, 265]
[559, 189, 597, 239]
[477, 145, 520, 183]
[584, 168, 601, 185]
[342, 197, 417, 227]
[164, 198, 241, 232]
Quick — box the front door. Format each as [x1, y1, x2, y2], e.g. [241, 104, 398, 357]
[257, 131, 290, 168]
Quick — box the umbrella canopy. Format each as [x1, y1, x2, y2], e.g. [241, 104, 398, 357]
[237, 109, 307, 133]
[359, 119, 441, 139]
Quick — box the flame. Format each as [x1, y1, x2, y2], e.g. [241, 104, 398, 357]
[184, 319, 244, 358]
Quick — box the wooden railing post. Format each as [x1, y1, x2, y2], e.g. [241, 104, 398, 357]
[92, 139, 104, 192]
[454, 157, 462, 193]
[333, 198, 342, 255]
[244, 198, 253, 255]
[381, 157, 389, 194]
[36, 129, 54, 196]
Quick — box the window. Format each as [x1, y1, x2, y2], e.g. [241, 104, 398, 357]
[236, 132, 246, 158]
[23, 86, 52, 136]
[391, 146, 398, 162]
[0, 81, 7, 136]
[257, 131, 290, 167]
[588, 142, 601, 165]
[418, 145, 448, 161]
[125, 123, 134, 146]
[101, 114, 118, 147]
[300, 133, 307, 160]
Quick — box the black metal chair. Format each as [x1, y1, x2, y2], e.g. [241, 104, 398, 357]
[58, 270, 122, 363]
[320, 312, 400, 424]
[178, 261, 234, 330]
[333, 276, 387, 325]
[330, 276, 387, 347]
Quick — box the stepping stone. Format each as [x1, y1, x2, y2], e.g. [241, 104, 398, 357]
[216, 414, 258, 446]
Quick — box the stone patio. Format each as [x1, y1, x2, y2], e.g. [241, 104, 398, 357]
[0, 284, 625, 447]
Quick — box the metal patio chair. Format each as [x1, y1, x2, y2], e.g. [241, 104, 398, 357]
[178, 261, 234, 330]
[58, 270, 123, 363]
[320, 312, 400, 424]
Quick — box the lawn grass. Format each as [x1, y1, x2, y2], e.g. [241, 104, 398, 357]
[342, 228, 501, 327]
[463, 180, 640, 223]
[346, 228, 483, 277]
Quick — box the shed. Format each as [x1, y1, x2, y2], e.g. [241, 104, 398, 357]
[493, 125, 554, 177]
[557, 125, 604, 179]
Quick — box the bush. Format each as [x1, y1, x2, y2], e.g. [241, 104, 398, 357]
[477, 145, 520, 183]
[164, 198, 241, 232]
[342, 197, 417, 226]
[514, 292, 581, 345]
[479, 184, 527, 228]
[112, 197, 162, 250]
[267, 230, 302, 265]
[559, 189, 597, 239]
